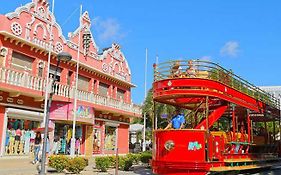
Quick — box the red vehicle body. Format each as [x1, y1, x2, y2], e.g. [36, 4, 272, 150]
[151, 60, 281, 175]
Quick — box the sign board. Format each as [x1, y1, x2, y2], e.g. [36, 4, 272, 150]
[50, 102, 94, 124]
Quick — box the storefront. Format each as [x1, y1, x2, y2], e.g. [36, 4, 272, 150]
[50, 102, 94, 156]
[53, 123, 83, 155]
[1, 108, 44, 156]
[94, 114, 130, 155]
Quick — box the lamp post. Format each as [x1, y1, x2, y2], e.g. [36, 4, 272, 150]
[40, 52, 72, 175]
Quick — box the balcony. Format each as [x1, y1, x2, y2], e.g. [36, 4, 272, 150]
[0, 67, 142, 115]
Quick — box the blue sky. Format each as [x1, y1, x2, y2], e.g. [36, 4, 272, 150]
[2, 0, 281, 104]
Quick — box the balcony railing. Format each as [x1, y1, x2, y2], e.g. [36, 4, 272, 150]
[154, 60, 280, 109]
[0, 67, 141, 115]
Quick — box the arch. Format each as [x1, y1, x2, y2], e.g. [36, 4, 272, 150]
[113, 62, 121, 73]
[34, 22, 47, 39]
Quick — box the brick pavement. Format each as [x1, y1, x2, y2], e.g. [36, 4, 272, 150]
[0, 156, 153, 175]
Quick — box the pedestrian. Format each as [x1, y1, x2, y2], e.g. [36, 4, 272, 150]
[52, 136, 59, 155]
[32, 132, 42, 164]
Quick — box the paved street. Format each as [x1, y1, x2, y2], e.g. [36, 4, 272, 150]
[0, 157, 153, 175]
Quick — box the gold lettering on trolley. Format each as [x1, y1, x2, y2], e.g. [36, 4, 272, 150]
[0, 96, 3, 101]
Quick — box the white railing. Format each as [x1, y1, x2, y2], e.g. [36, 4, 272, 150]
[0, 67, 141, 115]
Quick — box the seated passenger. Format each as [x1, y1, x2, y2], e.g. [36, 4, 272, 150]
[186, 60, 196, 78]
[170, 61, 181, 78]
[165, 110, 185, 129]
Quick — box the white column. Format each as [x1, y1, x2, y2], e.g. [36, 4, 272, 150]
[0, 111, 8, 157]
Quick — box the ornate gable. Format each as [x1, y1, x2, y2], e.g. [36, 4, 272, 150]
[99, 43, 131, 82]
[2, 0, 66, 53]
[0, 0, 133, 86]
[68, 11, 99, 60]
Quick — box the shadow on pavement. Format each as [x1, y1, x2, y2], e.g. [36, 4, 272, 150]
[133, 165, 153, 175]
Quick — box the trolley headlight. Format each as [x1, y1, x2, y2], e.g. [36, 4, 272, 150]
[164, 140, 175, 151]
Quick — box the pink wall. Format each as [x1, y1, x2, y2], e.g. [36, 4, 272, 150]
[118, 124, 129, 154]
[0, 106, 5, 151]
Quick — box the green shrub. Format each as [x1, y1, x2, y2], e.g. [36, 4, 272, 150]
[127, 153, 140, 164]
[107, 155, 116, 167]
[95, 157, 111, 172]
[48, 155, 69, 173]
[140, 152, 152, 164]
[66, 157, 88, 174]
[118, 156, 133, 171]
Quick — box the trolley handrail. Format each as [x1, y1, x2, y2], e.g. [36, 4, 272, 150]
[153, 59, 280, 109]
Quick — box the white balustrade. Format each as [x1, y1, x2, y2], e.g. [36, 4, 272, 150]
[0, 67, 142, 114]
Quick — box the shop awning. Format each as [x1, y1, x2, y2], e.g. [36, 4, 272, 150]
[6, 108, 44, 121]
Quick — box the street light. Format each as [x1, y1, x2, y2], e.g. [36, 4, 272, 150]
[40, 52, 72, 175]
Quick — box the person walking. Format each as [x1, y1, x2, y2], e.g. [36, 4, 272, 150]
[32, 132, 42, 164]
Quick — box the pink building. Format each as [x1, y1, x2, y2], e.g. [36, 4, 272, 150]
[0, 0, 141, 157]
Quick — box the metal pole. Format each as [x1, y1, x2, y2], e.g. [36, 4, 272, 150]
[232, 105, 236, 141]
[115, 127, 119, 175]
[142, 48, 148, 152]
[40, 0, 55, 173]
[42, 0, 55, 124]
[247, 110, 251, 143]
[143, 112, 146, 152]
[40, 59, 60, 175]
[154, 55, 158, 131]
[205, 96, 209, 162]
[70, 5, 82, 157]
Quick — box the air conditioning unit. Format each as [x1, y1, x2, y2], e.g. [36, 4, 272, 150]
[0, 47, 8, 57]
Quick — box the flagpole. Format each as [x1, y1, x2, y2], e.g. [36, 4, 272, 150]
[143, 48, 148, 152]
[42, 0, 55, 126]
[70, 4, 82, 157]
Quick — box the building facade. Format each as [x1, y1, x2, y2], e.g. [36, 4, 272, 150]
[0, 0, 141, 157]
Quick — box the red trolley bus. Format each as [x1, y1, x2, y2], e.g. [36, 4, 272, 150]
[151, 60, 281, 175]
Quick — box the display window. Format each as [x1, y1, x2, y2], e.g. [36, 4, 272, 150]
[5, 118, 40, 155]
[104, 126, 116, 151]
[53, 123, 83, 155]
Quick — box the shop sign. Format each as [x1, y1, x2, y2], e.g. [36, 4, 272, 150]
[50, 102, 72, 120]
[50, 102, 94, 124]
[77, 106, 93, 119]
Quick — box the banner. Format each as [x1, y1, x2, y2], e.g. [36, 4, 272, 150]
[50, 102, 94, 124]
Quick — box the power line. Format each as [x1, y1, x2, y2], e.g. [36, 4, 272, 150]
[61, 6, 80, 27]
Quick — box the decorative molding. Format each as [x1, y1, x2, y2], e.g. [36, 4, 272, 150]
[55, 42, 63, 53]
[34, 22, 47, 39]
[11, 22, 22, 36]
[5, 2, 35, 19]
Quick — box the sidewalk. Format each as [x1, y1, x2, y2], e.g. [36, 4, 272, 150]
[0, 156, 38, 175]
[0, 157, 153, 175]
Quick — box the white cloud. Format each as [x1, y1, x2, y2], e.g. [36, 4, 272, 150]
[93, 17, 126, 43]
[220, 41, 239, 57]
